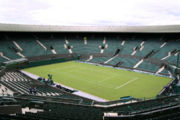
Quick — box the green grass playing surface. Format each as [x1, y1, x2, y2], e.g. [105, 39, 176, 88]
[24, 61, 171, 100]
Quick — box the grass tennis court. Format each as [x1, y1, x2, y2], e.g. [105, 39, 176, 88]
[24, 61, 171, 100]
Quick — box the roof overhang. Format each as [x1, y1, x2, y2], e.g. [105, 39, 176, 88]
[0, 23, 180, 33]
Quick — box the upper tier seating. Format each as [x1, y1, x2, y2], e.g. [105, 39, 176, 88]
[0, 33, 179, 75]
[0, 56, 7, 62]
[108, 57, 139, 68]
[68, 37, 103, 54]
[152, 40, 180, 61]
[14, 38, 46, 57]
[120, 39, 142, 55]
[103, 38, 122, 53]
[0, 40, 20, 60]
[37, 35, 69, 54]
[135, 38, 162, 57]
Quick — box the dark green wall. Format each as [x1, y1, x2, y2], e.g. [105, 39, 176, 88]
[22, 57, 78, 69]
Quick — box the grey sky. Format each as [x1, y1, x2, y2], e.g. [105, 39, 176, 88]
[0, 0, 180, 26]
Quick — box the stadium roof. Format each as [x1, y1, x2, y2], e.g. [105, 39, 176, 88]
[0, 23, 180, 33]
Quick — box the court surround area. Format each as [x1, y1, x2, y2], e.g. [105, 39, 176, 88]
[24, 61, 171, 100]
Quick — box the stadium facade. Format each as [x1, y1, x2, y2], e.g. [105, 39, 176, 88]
[1, 23, 180, 33]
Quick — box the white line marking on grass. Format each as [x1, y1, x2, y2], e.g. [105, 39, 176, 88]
[115, 77, 138, 89]
[98, 75, 118, 83]
[49, 65, 75, 71]
[53, 68, 114, 89]
[98, 77, 112, 83]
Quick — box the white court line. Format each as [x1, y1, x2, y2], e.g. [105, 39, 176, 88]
[49, 66, 113, 88]
[98, 75, 118, 83]
[115, 77, 138, 89]
[49, 65, 75, 71]
[98, 77, 111, 83]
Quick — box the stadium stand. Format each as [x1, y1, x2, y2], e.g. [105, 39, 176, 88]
[108, 56, 139, 68]
[0, 40, 20, 60]
[36, 34, 69, 54]
[120, 38, 142, 55]
[0, 24, 180, 119]
[0, 71, 61, 96]
[137, 61, 160, 73]
[153, 40, 180, 62]
[0, 55, 7, 62]
[67, 36, 103, 54]
[103, 38, 122, 53]
[90, 57, 111, 63]
[134, 38, 162, 57]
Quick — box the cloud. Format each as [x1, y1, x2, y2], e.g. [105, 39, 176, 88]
[0, 0, 50, 24]
[0, 0, 180, 26]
